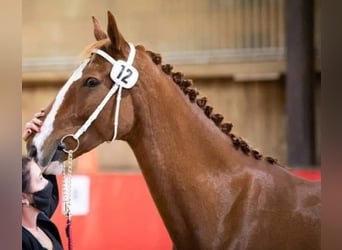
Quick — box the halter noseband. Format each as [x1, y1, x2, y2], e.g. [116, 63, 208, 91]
[69, 42, 138, 144]
[58, 43, 139, 250]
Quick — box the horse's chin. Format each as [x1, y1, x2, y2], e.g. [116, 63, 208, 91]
[43, 161, 64, 175]
[39, 148, 66, 175]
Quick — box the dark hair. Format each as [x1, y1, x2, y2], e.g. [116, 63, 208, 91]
[22, 156, 32, 192]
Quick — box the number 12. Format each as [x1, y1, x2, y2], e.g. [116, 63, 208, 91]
[117, 65, 133, 84]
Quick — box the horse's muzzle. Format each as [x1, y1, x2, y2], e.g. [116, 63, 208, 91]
[27, 141, 66, 167]
[27, 144, 37, 161]
[52, 142, 67, 161]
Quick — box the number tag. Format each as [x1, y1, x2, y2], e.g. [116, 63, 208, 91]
[110, 60, 139, 89]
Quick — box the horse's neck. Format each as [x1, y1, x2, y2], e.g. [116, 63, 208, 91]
[128, 76, 250, 175]
[126, 76, 267, 247]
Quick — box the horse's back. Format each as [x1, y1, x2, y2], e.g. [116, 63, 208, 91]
[227, 169, 321, 250]
[283, 175, 321, 250]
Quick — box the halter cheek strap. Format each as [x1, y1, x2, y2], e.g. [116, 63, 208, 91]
[59, 43, 138, 250]
[72, 43, 138, 143]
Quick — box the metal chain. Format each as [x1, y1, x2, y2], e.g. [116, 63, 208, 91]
[63, 150, 74, 220]
[60, 134, 78, 250]
[62, 150, 74, 250]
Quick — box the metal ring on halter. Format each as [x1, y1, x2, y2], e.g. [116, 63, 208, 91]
[60, 134, 80, 153]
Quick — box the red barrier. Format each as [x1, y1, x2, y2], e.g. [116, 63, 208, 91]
[52, 174, 172, 250]
[52, 170, 320, 250]
[291, 169, 321, 181]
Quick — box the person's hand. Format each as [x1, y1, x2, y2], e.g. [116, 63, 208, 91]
[22, 110, 45, 141]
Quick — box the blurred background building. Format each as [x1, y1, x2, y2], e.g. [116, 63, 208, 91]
[22, 0, 321, 172]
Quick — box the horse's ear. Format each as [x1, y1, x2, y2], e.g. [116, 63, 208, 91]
[92, 16, 107, 41]
[107, 11, 125, 51]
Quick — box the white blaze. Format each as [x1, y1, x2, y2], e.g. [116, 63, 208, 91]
[32, 59, 90, 164]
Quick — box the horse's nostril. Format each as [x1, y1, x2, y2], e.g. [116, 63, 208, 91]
[29, 145, 37, 159]
[57, 142, 65, 151]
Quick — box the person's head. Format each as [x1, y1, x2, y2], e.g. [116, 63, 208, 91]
[22, 156, 48, 194]
[22, 156, 52, 213]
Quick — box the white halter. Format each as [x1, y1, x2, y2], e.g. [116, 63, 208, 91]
[72, 43, 138, 143]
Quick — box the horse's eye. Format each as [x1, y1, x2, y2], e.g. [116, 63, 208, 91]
[84, 78, 99, 88]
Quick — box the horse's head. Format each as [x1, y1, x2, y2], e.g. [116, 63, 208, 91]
[26, 11, 141, 167]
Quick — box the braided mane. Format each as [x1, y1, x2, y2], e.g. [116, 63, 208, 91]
[81, 41, 279, 164]
[146, 50, 278, 165]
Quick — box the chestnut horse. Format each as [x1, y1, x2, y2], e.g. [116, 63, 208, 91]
[27, 11, 320, 250]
